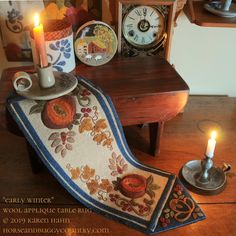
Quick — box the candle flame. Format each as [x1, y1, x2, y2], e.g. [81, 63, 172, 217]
[34, 13, 40, 27]
[211, 131, 217, 140]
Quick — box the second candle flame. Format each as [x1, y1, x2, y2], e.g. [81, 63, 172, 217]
[211, 131, 217, 140]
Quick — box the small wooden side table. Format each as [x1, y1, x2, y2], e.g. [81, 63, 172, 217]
[0, 56, 189, 157]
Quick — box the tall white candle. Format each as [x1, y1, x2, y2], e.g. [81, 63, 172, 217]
[205, 131, 217, 158]
[33, 13, 48, 68]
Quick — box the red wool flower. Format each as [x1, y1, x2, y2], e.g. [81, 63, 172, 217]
[81, 107, 92, 117]
[81, 89, 91, 97]
[160, 217, 170, 227]
[174, 184, 183, 193]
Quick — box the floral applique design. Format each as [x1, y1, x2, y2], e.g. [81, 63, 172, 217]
[73, 85, 114, 150]
[110, 174, 160, 216]
[48, 39, 71, 71]
[76, 87, 91, 107]
[48, 131, 75, 157]
[29, 96, 80, 131]
[29, 96, 81, 157]
[109, 193, 151, 216]
[6, 8, 23, 33]
[79, 116, 114, 150]
[160, 184, 204, 227]
[29, 84, 114, 154]
[108, 152, 128, 176]
[67, 164, 113, 201]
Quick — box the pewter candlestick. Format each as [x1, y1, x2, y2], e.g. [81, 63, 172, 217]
[204, 0, 236, 18]
[223, 0, 232, 11]
[196, 155, 213, 184]
[181, 155, 228, 195]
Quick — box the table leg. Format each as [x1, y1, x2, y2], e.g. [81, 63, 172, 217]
[25, 141, 44, 173]
[149, 122, 164, 156]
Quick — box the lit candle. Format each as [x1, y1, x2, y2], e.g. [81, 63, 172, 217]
[33, 13, 48, 68]
[205, 131, 217, 158]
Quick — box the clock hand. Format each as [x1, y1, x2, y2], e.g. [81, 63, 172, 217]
[143, 7, 147, 19]
[150, 25, 160, 28]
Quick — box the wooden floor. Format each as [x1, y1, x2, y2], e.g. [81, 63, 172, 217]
[0, 96, 236, 236]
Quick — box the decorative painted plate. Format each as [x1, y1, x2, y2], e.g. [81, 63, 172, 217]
[74, 21, 118, 66]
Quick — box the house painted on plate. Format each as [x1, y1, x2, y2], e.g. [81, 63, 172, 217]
[76, 37, 107, 56]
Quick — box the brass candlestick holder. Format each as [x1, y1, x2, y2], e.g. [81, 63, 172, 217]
[181, 155, 230, 195]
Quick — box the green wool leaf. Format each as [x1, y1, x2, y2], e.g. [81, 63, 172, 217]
[29, 104, 44, 115]
[165, 213, 170, 219]
[164, 208, 170, 213]
[75, 113, 82, 119]
[173, 193, 178, 199]
[150, 184, 160, 190]
[146, 189, 155, 199]
[68, 124, 73, 130]
[73, 120, 80, 125]
[146, 175, 153, 186]
[170, 211, 175, 217]
[144, 198, 154, 205]
[197, 212, 204, 217]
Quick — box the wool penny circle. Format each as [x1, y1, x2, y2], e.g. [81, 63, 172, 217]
[74, 21, 117, 66]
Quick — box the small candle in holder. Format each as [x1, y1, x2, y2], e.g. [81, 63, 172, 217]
[205, 131, 217, 158]
[33, 13, 48, 68]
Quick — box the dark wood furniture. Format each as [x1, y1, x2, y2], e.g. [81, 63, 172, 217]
[0, 96, 235, 236]
[0, 56, 189, 156]
[184, 0, 236, 27]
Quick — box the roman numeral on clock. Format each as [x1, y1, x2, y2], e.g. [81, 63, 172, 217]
[135, 9, 142, 16]
[126, 23, 133, 28]
[143, 8, 147, 17]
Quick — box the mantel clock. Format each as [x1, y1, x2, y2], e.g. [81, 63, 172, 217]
[117, 0, 176, 60]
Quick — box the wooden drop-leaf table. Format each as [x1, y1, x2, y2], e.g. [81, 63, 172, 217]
[0, 56, 189, 162]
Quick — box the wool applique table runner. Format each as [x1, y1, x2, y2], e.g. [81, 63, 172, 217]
[7, 76, 205, 234]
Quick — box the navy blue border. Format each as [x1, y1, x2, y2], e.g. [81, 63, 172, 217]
[6, 76, 205, 234]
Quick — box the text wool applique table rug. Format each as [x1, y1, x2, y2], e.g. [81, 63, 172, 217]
[7, 76, 205, 234]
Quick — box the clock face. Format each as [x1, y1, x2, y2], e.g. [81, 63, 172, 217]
[122, 6, 165, 48]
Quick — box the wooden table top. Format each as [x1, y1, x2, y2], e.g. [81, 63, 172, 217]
[0, 56, 189, 127]
[0, 96, 235, 236]
[77, 56, 189, 97]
